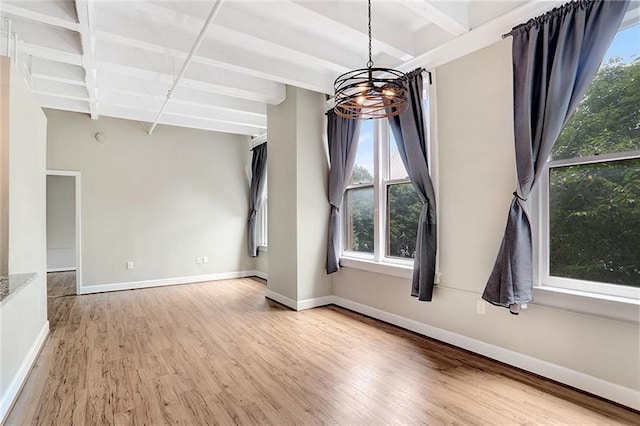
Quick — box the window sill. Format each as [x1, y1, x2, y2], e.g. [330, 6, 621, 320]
[532, 285, 639, 324]
[340, 256, 413, 279]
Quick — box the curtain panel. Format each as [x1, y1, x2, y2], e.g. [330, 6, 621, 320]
[387, 69, 437, 301]
[326, 110, 362, 274]
[248, 142, 267, 257]
[482, 0, 629, 314]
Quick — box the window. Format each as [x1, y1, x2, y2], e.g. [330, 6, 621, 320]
[343, 86, 429, 265]
[256, 196, 268, 248]
[538, 20, 639, 299]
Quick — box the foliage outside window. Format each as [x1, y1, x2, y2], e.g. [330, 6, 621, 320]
[343, 97, 427, 263]
[541, 22, 639, 297]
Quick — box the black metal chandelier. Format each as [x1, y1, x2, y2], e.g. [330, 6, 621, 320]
[333, 0, 408, 120]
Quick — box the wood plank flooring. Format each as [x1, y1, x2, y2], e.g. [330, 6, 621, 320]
[7, 278, 640, 425]
[47, 271, 76, 298]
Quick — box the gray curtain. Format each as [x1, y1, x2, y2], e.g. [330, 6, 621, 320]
[248, 142, 267, 257]
[482, 0, 629, 313]
[326, 110, 361, 274]
[387, 69, 437, 301]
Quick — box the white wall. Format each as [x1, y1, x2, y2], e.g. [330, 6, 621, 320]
[332, 41, 639, 406]
[267, 85, 299, 301]
[266, 85, 331, 306]
[0, 58, 48, 421]
[45, 110, 255, 290]
[46, 175, 75, 270]
[255, 249, 268, 279]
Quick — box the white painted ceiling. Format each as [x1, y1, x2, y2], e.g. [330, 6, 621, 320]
[0, 0, 569, 136]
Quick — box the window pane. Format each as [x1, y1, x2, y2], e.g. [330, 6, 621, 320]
[345, 187, 374, 254]
[387, 183, 421, 259]
[549, 158, 640, 287]
[389, 131, 409, 180]
[552, 24, 640, 161]
[351, 120, 374, 184]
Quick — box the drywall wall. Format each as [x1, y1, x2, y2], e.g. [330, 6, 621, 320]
[0, 58, 48, 421]
[255, 249, 268, 279]
[294, 87, 331, 301]
[46, 175, 75, 270]
[45, 110, 254, 288]
[332, 40, 639, 402]
[266, 85, 331, 306]
[267, 86, 298, 301]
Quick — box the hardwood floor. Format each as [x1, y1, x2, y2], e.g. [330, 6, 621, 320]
[47, 271, 76, 298]
[7, 278, 639, 425]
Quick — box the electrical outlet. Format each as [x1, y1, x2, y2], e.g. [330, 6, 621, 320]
[203, 256, 209, 264]
[127, 261, 134, 270]
[196, 257, 202, 264]
[476, 300, 486, 315]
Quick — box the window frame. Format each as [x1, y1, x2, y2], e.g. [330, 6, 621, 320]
[537, 150, 640, 301]
[342, 80, 432, 268]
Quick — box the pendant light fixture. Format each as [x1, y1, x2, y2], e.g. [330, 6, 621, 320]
[333, 0, 408, 120]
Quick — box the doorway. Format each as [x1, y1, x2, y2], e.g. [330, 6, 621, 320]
[46, 171, 81, 300]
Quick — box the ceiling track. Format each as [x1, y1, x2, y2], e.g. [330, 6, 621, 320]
[148, 0, 226, 135]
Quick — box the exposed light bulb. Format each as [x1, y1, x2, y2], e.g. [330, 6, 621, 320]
[356, 96, 366, 105]
[383, 88, 395, 98]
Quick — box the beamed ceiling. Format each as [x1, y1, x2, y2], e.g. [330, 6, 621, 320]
[1, 0, 573, 136]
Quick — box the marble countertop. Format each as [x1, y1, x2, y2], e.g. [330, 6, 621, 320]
[0, 272, 37, 307]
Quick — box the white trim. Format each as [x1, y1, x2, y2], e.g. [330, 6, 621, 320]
[340, 257, 413, 280]
[297, 295, 333, 311]
[0, 321, 49, 424]
[46, 170, 82, 296]
[80, 270, 259, 294]
[250, 133, 267, 148]
[46, 267, 76, 273]
[253, 270, 268, 281]
[330, 296, 639, 411]
[264, 289, 333, 311]
[265, 289, 297, 310]
[533, 285, 639, 324]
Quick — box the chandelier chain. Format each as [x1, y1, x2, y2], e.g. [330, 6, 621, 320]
[367, 0, 373, 68]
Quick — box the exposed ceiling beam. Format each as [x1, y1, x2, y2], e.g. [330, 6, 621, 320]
[110, 2, 361, 74]
[399, 1, 469, 36]
[277, 0, 414, 62]
[98, 105, 264, 137]
[99, 90, 266, 129]
[18, 42, 82, 66]
[74, 0, 98, 119]
[400, 0, 569, 71]
[95, 42, 286, 104]
[30, 57, 85, 86]
[31, 79, 89, 102]
[93, 26, 335, 95]
[99, 72, 266, 117]
[2, 3, 79, 32]
[35, 94, 90, 114]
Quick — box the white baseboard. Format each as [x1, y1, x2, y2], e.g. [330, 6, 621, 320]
[264, 290, 333, 311]
[80, 271, 259, 294]
[0, 321, 50, 424]
[252, 271, 268, 280]
[265, 289, 297, 310]
[297, 295, 333, 311]
[46, 267, 76, 273]
[331, 296, 639, 411]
